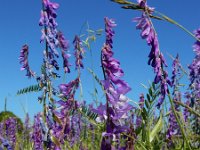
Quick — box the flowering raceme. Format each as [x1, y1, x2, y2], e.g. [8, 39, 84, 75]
[19, 45, 35, 78]
[188, 28, 200, 100]
[39, 0, 70, 73]
[31, 113, 43, 150]
[134, 0, 171, 108]
[73, 35, 85, 70]
[100, 17, 132, 149]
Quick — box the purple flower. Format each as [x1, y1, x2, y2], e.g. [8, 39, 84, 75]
[32, 113, 43, 150]
[57, 31, 69, 50]
[188, 28, 200, 100]
[5, 118, 17, 148]
[39, 0, 71, 74]
[133, 2, 171, 109]
[19, 45, 35, 78]
[136, 94, 144, 127]
[57, 31, 71, 73]
[100, 17, 132, 149]
[73, 35, 85, 70]
[61, 50, 71, 73]
[171, 54, 181, 88]
[0, 136, 13, 150]
[59, 78, 80, 99]
[166, 91, 181, 147]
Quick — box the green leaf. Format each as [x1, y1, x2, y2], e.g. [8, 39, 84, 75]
[147, 94, 151, 102]
[17, 84, 41, 95]
[149, 114, 163, 142]
[145, 100, 150, 109]
[87, 29, 95, 33]
[149, 87, 153, 97]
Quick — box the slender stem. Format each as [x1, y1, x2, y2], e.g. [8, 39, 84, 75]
[174, 100, 200, 118]
[168, 94, 192, 150]
[154, 10, 200, 42]
[86, 22, 99, 106]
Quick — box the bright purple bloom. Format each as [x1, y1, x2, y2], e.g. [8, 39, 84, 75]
[19, 45, 35, 78]
[171, 54, 181, 88]
[57, 31, 71, 73]
[5, 118, 17, 148]
[59, 78, 80, 99]
[40, 0, 71, 73]
[32, 113, 43, 150]
[188, 28, 200, 100]
[73, 35, 85, 69]
[100, 17, 132, 149]
[0, 136, 13, 150]
[134, 1, 171, 109]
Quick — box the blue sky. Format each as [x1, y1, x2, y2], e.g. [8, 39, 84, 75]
[0, 0, 200, 120]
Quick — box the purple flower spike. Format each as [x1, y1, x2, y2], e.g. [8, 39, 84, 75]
[57, 31, 71, 73]
[188, 28, 200, 100]
[171, 54, 180, 87]
[59, 78, 80, 99]
[19, 45, 35, 78]
[32, 113, 43, 150]
[134, 1, 171, 109]
[5, 118, 17, 148]
[100, 17, 132, 149]
[73, 35, 85, 70]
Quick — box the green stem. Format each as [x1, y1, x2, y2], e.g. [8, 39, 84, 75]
[174, 100, 200, 118]
[168, 94, 192, 150]
[155, 10, 200, 42]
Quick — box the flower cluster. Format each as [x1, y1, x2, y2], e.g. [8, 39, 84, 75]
[0, 118, 17, 149]
[39, 0, 70, 73]
[188, 28, 200, 100]
[100, 17, 132, 149]
[57, 31, 71, 73]
[73, 35, 85, 70]
[166, 92, 181, 143]
[134, 0, 171, 109]
[19, 45, 35, 78]
[0, 136, 12, 150]
[171, 54, 181, 88]
[31, 113, 43, 150]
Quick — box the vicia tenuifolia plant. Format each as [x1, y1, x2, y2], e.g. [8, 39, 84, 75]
[0, 0, 199, 149]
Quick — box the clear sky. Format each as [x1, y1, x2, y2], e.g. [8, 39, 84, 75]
[0, 0, 200, 120]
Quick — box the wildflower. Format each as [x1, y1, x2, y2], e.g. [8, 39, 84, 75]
[57, 31, 71, 73]
[188, 28, 200, 100]
[166, 91, 181, 149]
[134, 1, 171, 108]
[73, 35, 85, 69]
[5, 118, 17, 147]
[19, 45, 35, 78]
[171, 54, 181, 87]
[0, 136, 13, 150]
[32, 113, 43, 150]
[100, 17, 132, 149]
